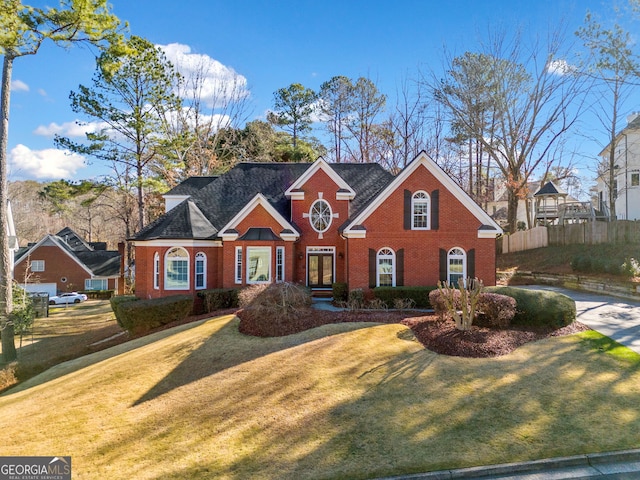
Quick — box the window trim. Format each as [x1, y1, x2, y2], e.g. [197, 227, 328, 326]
[235, 247, 243, 284]
[309, 199, 333, 233]
[164, 247, 190, 291]
[246, 246, 271, 284]
[632, 172, 640, 187]
[153, 252, 160, 290]
[276, 246, 285, 283]
[195, 252, 206, 290]
[411, 190, 430, 230]
[447, 247, 466, 287]
[376, 247, 396, 287]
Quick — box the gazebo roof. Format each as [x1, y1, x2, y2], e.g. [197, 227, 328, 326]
[534, 181, 567, 197]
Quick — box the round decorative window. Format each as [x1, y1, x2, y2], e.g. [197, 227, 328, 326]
[60, 277, 68, 283]
[309, 199, 332, 233]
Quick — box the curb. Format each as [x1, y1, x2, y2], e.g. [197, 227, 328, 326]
[375, 449, 640, 479]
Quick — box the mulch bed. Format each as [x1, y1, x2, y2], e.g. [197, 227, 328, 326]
[236, 308, 591, 358]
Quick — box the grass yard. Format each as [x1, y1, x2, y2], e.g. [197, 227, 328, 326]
[2, 312, 640, 479]
[1, 300, 121, 386]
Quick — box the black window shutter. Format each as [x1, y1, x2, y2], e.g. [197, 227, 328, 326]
[439, 248, 447, 283]
[431, 189, 439, 230]
[369, 248, 377, 288]
[396, 248, 404, 286]
[404, 189, 412, 230]
[467, 248, 475, 280]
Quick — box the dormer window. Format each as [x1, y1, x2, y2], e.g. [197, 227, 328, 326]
[309, 199, 332, 233]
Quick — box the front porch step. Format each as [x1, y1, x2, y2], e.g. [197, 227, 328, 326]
[311, 290, 333, 298]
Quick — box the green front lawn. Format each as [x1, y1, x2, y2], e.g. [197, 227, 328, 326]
[1, 314, 640, 479]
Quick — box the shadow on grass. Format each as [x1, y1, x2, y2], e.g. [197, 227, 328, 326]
[132, 317, 381, 406]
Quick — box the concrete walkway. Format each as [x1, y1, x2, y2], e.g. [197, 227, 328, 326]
[517, 285, 640, 354]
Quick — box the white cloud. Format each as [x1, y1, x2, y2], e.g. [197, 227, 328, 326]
[11, 79, 29, 92]
[547, 59, 576, 76]
[9, 144, 86, 180]
[158, 43, 250, 109]
[37, 88, 47, 97]
[33, 120, 108, 138]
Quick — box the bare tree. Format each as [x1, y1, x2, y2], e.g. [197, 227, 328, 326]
[576, 9, 640, 221]
[344, 77, 387, 163]
[428, 27, 586, 232]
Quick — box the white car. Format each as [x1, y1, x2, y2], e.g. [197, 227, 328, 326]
[49, 292, 87, 305]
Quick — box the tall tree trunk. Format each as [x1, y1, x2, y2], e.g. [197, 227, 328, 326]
[507, 189, 519, 234]
[1, 55, 16, 362]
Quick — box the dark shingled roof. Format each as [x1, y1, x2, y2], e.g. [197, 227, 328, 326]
[239, 228, 280, 241]
[535, 181, 567, 197]
[165, 176, 218, 196]
[15, 227, 121, 277]
[133, 161, 394, 241]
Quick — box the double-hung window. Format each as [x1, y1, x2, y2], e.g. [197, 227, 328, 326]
[195, 252, 206, 289]
[412, 191, 430, 229]
[31, 260, 45, 272]
[377, 248, 395, 287]
[448, 247, 466, 287]
[276, 246, 285, 282]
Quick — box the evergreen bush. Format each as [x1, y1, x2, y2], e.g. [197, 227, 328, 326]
[372, 286, 436, 308]
[484, 286, 576, 328]
[116, 295, 194, 334]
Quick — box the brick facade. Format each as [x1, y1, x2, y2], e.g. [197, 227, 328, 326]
[132, 154, 501, 300]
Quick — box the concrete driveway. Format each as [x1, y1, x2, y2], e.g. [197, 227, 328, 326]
[518, 285, 640, 354]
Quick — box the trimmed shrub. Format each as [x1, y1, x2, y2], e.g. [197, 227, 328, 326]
[238, 282, 312, 336]
[373, 286, 437, 309]
[476, 292, 517, 328]
[332, 283, 348, 303]
[83, 290, 114, 300]
[110, 295, 139, 329]
[485, 286, 576, 328]
[117, 295, 194, 334]
[393, 297, 416, 311]
[198, 288, 239, 312]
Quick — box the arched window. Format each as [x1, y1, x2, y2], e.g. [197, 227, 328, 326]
[153, 252, 160, 289]
[165, 247, 189, 290]
[447, 247, 466, 287]
[195, 252, 206, 290]
[412, 191, 430, 229]
[377, 247, 395, 287]
[309, 199, 333, 233]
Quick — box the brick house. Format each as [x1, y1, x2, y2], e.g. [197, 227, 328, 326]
[131, 152, 502, 300]
[14, 227, 122, 296]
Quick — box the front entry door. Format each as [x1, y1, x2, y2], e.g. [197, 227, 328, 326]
[308, 253, 334, 288]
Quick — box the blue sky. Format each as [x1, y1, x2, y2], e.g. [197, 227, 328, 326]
[6, 0, 620, 186]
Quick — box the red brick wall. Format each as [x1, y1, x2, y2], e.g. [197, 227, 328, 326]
[134, 244, 222, 299]
[347, 164, 496, 290]
[14, 245, 96, 293]
[290, 168, 348, 285]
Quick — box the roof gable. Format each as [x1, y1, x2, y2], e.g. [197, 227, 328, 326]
[343, 151, 502, 238]
[285, 157, 355, 199]
[219, 194, 300, 241]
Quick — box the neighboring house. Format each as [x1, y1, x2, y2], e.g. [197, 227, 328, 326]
[596, 112, 640, 221]
[14, 227, 121, 296]
[131, 152, 502, 300]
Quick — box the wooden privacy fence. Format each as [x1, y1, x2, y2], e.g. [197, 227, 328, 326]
[498, 220, 640, 253]
[500, 226, 548, 253]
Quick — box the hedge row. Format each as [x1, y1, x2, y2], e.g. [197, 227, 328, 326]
[110, 294, 194, 335]
[198, 288, 240, 312]
[372, 286, 437, 309]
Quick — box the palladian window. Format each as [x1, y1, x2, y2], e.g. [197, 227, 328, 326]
[165, 247, 189, 290]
